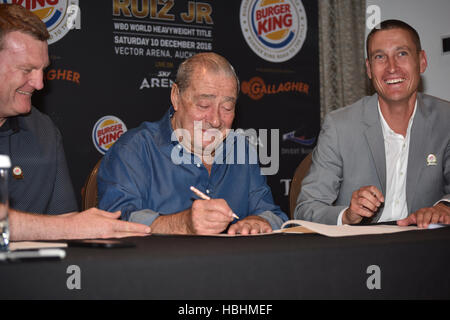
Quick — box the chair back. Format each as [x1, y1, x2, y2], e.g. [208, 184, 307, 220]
[289, 152, 313, 219]
[81, 158, 102, 211]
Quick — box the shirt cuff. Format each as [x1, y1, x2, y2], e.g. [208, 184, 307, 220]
[434, 199, 450, 207]
[337, 207, 348, 225]
[257, 211, 284, 230]
[129, 209, 160, 226]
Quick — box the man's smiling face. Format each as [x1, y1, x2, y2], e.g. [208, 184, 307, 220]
[0, 31, 49, 123]
[366, 28, 427, 106]
[171, 65, 237, 154]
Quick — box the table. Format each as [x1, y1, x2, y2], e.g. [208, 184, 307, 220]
[1, 227, 450, 300]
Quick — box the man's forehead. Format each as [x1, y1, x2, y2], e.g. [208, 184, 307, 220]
[3, 31, 30, 50]
[193, 93, 237, 103]
[369, 28, 417, 51]
[188, 69, 236, 90]
[2, 31, 49, 65]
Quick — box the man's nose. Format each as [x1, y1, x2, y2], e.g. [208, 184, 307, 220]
[29, 69, 45, 91]
[207, 107, 221, 128]
[386, 55, 398, 73]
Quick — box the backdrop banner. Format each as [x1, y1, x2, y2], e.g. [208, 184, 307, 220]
[15, 0, 319, 215]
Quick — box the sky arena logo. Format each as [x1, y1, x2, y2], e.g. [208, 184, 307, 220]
[3, 0, 79, 44]
[240, 0, 307, 63]
[92, 116, 127, 155]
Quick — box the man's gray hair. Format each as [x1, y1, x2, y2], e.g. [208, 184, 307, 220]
[175, 52, 240, 96]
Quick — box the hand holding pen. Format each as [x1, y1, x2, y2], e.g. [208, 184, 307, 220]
[190, 186, 239, 220]
[188, 186, 238, 234]
[190, 186, 272, 235]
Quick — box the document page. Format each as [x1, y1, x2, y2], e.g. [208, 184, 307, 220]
[280, 220, 420, 237]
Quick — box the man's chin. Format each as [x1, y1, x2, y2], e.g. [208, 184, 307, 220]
[204, 137, 224, 150]
[379, 93, 416, 105]
[16, 108, 32, 116]
[4, 104, 32, 118]
[18, 103, 32, 115]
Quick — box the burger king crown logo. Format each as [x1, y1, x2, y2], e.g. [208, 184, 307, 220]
[92, 116, 127, 155]
[2, 0, 79, 44]
[240, 0, 307, 63]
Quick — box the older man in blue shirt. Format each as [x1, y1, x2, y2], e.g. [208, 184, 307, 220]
[98, 52, 287, 235]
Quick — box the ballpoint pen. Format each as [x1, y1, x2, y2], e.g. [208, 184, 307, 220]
[190, 186, 239, 220]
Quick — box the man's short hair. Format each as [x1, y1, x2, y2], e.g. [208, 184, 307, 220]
[0, 3, 49, 51]
[366, 19, 422, 58]
[175, 52, 240, 96]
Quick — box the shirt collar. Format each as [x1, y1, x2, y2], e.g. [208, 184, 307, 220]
[155, 106, 177, 148]
[0, 116, 21, 136]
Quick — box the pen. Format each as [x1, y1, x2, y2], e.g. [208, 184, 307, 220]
[190, 186, 239, 220]
[0, 249, 66, 262]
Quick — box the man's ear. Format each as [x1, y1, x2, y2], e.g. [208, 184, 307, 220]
[365, 58, 372, 80]
[171, 83, 180, 111]
[419, 50, 428, 74]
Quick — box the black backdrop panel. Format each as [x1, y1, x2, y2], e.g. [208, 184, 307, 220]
[23, 0, 319, 214]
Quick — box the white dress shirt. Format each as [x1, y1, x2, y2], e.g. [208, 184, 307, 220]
[337, 100, 417, 224]
[377, 101, 416, 222]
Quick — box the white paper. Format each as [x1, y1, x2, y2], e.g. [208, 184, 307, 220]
[281, 220, 420, 237]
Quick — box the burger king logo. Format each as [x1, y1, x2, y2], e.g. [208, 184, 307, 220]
[240, 0, 307, 63]
[3, 0, 79, 44]
[92, 116, 127, 155]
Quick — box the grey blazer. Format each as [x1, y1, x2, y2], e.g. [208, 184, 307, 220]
[294, 93, 450, 225]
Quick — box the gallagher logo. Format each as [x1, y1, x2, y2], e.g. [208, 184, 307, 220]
[241, 76, 309, 100]
[3, 0, 79, 44]
[92, 116, 127, 155]
[240, 0, 307, 63]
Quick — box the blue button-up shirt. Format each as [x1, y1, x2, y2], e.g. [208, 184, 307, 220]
[98, 107, 288, 229]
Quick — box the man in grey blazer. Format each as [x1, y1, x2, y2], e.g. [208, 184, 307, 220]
[295, 19, 450, 228]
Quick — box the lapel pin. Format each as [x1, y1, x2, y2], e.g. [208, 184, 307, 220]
[426, 154, 437, 166]
[12, 166, 24, 179]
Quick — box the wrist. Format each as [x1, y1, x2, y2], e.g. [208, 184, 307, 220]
[342, 208, 361, 225]
[151, 209, 194, 234]
[435, 202, 450, 211]
[48, 212, 76, 240]
[181, 208, 196, 234]
[342, 209, 351, 225]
